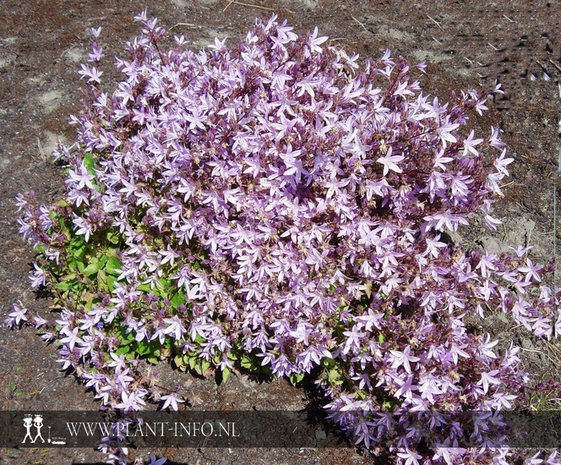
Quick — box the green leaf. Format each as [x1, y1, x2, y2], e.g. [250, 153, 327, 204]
[97, 254, 108, 268]
[75, 246, 87, 260]
[59, 218, 71, 235]
[68, 259, 85, 273]
[70, 235, 85, 248]
[136, 341, 150, 355]
[115, 345, 130, 355]
[355, 390, 367, 400]
[107, 232, 120, 245]
[83, 293, 95, 312]
[216, 367, 231, 385]
[116, 326, 135, 346]
[328, 369, 343, 386]
[54, 279, 74, 292]
[240, 355, 255, 370]
[96, 269, 108, 290]
[83, 262, 98, 276]
[289, 373, 305, 386]
[119, 330, 136, 346]
[195, 360, 211, 375]
[106, 274, 118, 290]
[83, 152, 97, 177]
[174, 355, 187, 370]
[158, 278, 172, 288]
[137, 283, 152, 292]
[105, 256, 122, 276]
[69, 236, 87, 260]
[170, 290, 185, 308]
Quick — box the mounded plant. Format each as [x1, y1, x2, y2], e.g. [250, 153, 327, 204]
[8, 11, 561, 465]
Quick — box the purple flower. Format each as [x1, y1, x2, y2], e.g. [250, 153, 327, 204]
[90, 26, 102, 38]
[389, 346, 420, 375]
[397, 448, 422, 465]
[376, 147, 404, 176]
[115, 389, 146, 412]
[78, 64, 103, 84]
[148, 456, 167, 465]
[159, 393, 183, 411]
[5, 303, 28, 327]
[162, 315, 186, 341]
[60, 326, 82, 351]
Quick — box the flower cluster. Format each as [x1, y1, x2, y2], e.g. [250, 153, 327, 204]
[9, 12, 561, 465]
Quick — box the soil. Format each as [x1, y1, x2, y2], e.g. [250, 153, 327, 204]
[1, 0, 561, 464]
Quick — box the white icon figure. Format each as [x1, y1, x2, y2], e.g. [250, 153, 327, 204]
[22, 415, 34, 444]
[33, 415, 45, 444]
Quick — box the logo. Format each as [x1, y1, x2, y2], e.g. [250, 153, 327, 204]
[21, 414, 66, 445]
[22, 414, 45, 444]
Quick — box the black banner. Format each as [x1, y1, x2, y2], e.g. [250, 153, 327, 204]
[2, 410, 561, 449]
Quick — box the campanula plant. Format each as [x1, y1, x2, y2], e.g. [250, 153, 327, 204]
[9, 11, 561, 465]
